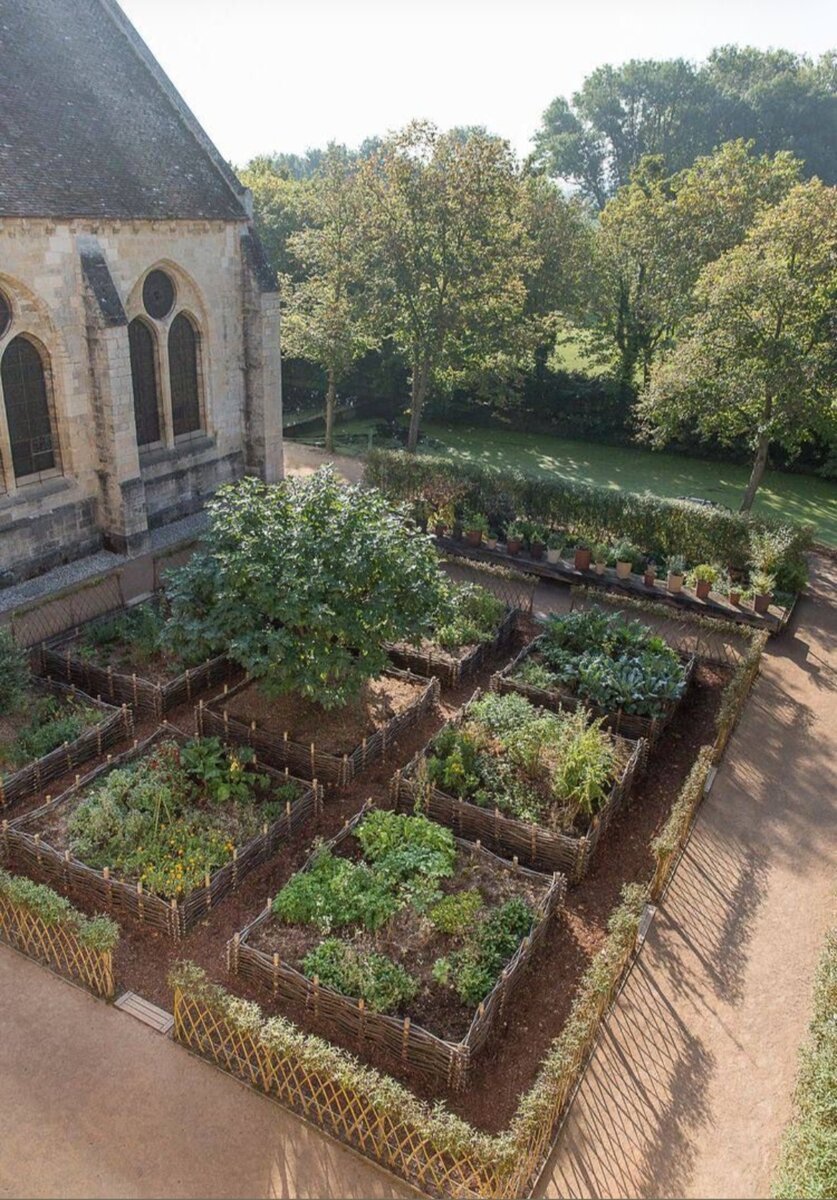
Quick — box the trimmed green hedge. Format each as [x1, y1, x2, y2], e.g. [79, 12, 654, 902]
[0, 869, 119, 953]
[365, 449, 813, 576]
[773, 928, 837, 1199]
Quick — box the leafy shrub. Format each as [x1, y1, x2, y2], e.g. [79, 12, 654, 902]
[165, 468, 450, 709]
[67, 739, 280, 898]
[0, 629, 29, 718]
[0, 869, 119, 952]
[365, 449, 812, 578]
[301, 938, 418, 1013]
[687, 563, 717, 584]
[429, 890, 482, 935]
[433, 582, 506, 651]
[446, 898, 534, 1005]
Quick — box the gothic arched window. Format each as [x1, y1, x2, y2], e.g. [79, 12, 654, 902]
[128, 318, 161, 448]
[1, 336, 60, 481]
[168, 313, 202, 438]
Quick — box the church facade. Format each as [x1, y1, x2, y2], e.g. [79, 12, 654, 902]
[0, 0, 283, 585]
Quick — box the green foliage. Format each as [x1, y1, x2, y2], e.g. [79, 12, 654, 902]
[426, 691, 618, 828]
[0, 628, 29, 719]
[773, 929, 837, 1200]
[0, 694, 100, 771]
[273, 850, 399, 933]
[301, 938, 418, 1014]
[355, 810, 456, 910]
[0, 869, 119, 952]
[365, 448, 812, 576]
[528, 608, 687, 719]
[429, 890, 482, 935]
[68, 739, 283, 898]
[446, 898, 534, 1006]
[687, 563, 718, 584]
[165, 468, 449, 709]
[433, 582, 506, 651]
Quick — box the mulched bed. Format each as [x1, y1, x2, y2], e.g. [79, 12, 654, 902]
[222, 673, 428, 756]
[3, 616, 728, 1134]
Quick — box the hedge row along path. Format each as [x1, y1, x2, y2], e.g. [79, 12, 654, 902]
[541, 551, 837, 1200]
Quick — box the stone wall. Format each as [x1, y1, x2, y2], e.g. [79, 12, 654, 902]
[0, 216, 282, 584]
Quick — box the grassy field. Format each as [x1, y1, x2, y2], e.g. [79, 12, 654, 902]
[291, 418, 837, 545]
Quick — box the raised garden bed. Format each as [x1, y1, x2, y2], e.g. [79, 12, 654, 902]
[1, 677, 132, 814]
[435, 537, 796, 635]
[387, 595, 517, 688]
[2, 726, 322, 938]
[392, 690, 647, 879]
[199, 667, 440, 787]
[492, 608, 697, 744]
[36, 598, 238, 720]
[229, 805, 565, 1090]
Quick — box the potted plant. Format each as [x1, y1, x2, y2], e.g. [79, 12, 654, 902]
[751, 571, 776, 615]
[592, 543, 608, 575]
[462, 511, 489, 548]
[688, 563, 717, 601]
[715, 570, 740, 607]
[666, 555, 686, 594]
[613, 541, 638, 580]
[529, 526, 549, 561]
[486, 528, 499, 552]
[643, 558, 658, 588]
[546, 532, 563, 565]
[574, 537, 592, 572]
[506, 521, 525, 556]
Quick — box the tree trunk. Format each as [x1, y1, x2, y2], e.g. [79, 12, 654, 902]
[406, 364, 428, 453]
[739, 431, 770, 513]
[324, 369, 336, 454]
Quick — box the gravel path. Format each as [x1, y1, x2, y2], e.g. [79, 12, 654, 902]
[539, 553, 837, 1199]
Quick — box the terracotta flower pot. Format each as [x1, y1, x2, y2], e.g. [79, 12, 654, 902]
[434, 523, 446, 538]
[507, 537, 523, 556]
[546, 548, 561, 564]
[695, 579, 712, 600]
[754, 592, 771, 614]
[643, 571, 656, 588]
[486, 538, 498, 551]
[595, 562, 606, 575]
[465, 529, 483, 548]
[616, 560, 632, 579]
[729, 590, 741, 607]
[530, 541, 545, 561]
[574, 548, 592, 571]
[667, 572, 684, 594]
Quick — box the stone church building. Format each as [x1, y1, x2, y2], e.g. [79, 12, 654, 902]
[0, 0, 283, 586]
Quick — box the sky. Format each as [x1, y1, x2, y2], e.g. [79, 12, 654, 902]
[119, 0, 835, 168]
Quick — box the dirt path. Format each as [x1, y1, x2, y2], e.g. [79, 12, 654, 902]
[539, 553, 837, 1199]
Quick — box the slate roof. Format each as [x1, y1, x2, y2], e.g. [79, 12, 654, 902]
[0, 0, 249, 220]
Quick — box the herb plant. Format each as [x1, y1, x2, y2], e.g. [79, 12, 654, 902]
[0, 629, 29, 719]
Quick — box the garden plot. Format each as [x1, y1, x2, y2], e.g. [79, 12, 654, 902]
[386, 579, 517, 687]
[493, 607, 695, 743]
[37, 599, 237, 719]
[200, 667, 439, 786]
[5, 728, 320, 937]
[0, 628, 132, 813]
[230, 807, 565, 1089]
[393, 690, 646, 878]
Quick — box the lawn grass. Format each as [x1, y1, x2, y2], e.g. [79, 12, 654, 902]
[293, 418, 837, 546]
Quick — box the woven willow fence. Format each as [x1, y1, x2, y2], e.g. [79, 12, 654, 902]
[392, 689, 647, 880]
[200, 669, 440, 787]
[0, 870, 117, 998]
[387, 607, 517, 689]
[170, 611, 768, 1200]
[229, 804, 566, 1090]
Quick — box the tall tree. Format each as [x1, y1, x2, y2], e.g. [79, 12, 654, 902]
[239, 157, 308, 278]
[279, 145, 379, 452]
[593, 140, 800, 389]
[359, 122, 534, 451]
[639, 180, 837, 511]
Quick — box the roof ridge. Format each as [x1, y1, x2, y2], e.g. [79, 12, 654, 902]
[94, 0, 250, 220]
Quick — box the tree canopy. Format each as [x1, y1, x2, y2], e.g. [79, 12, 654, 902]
[165, 469, 449, 708]
[639, 179, 837, 510]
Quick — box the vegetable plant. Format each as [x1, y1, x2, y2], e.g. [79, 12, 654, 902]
[0, 629, 29, 719]
[432, 582, 505, 651]
[301, 939, 418, 1013]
